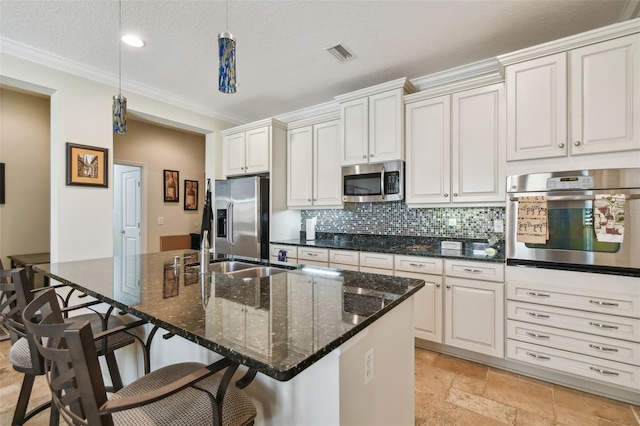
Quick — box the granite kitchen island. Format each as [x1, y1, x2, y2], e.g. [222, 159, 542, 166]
[35, 250, 424, 425]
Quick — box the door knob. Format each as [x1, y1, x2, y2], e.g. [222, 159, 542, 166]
[558, 143, 565, 148]
[574, 141, 581, 146]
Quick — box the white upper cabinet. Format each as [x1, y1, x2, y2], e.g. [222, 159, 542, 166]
[222, 121, 277, 177]
[405, 83, 505, 206]
[287, 116, 342, 209]
[503, 33, 640, 161]
[336, 78, 416, 166]
[569, 34, 640, 156]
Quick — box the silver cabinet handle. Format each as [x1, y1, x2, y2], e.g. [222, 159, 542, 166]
[526, 352, 550, 360]
[436, 283, 441, 288]
[306, 253, 319, 257]
[527, 312, 550, 318]
[308, 199, 311, 201]
[574, 141, 581, 146]
[444, 193, 449, 197]
[453, 193, 458, 197]
[362, 155, 367, 158]
[409, 263, 425, 267]
[589, 344, 618, 352]
[589, 321, 618, 330]
[589, 300, 619, 307]
[527, 291, 550, 297]
[313, 198, 317, 201]
[589, 366, 618, 376]
[558, 143, 565, 148]
[370, 154, 374, 157]
[446, 284, 451, 289]
[525, 332, 550, 339]
[463, 268, 482, 273]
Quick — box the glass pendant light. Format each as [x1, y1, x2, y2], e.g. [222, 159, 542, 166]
[113, 0, 127, 133]
[218, 0, 237, 93]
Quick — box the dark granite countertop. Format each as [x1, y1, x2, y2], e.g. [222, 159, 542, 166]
[272, 233, 505, 263]
[34, 250, 423, 381]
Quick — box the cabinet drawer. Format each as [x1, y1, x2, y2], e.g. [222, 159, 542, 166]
[329, 249, 359, 266]
[298, 248, 329, 262]
[394, 255, 442, 275]
[360, 266, 395, 277]
[507, 279, 640, 318]
[445, 259, 504, 282]
[507, 340, 640, 391]
[507, 301, 640, 342]
[359, 252, 394, 270]
[270, 245, 298, 260]
[507, 320, 640, 366]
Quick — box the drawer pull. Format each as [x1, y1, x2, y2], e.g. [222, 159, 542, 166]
[526, 292, 550, 297]
[589, 366, 619, 376]
[589, 344, 618, 352]
[589, 299, 619, 307]
[526, 352, 550, 360]
[306, 253, 319, 257]
[463, 268, 483, 273]
[526, 312, 550, 319]
[409, 263, 425, 267]
[589, 321, 618, 330]
[525, 331, 550, 339]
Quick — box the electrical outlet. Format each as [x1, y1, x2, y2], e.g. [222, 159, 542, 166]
[364, 348, 374, 385]
[158, 217, 164, 225]
[493, 219, 504, 233]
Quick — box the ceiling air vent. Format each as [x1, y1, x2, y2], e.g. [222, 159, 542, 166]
[324, 43, 356, 63]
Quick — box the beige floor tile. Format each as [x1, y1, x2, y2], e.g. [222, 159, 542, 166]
[489, 366, 554, 389]
[596, 418, 639, 426]
[416, 396, 507, 426]
[445, 387, 517, 424]
[432, 353, 489, 381]
[484, 369, 556, 420]
[415, 347, 438, 364]
[553, 385, 639, 426]
[415, 362, 456, 397]
[451, 372, 486, 396]
[515, 409, 555, 426]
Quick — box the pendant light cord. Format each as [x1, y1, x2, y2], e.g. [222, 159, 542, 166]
[118, 0, 122, 94]
[225, 0, 228, 31]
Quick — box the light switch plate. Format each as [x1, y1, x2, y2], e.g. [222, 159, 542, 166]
[493, 219, 504, 233]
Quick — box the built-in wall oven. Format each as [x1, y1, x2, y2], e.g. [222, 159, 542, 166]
[506, 168, 640, 276]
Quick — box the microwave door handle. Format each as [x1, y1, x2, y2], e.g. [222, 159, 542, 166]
[380, 166, 386, 199]
[227, 202, 235, 246]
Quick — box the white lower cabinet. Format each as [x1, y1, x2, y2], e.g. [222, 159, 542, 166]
[297, 247, 329, 267]
[219, 299, 270, 355]
[270, 244, 298, 264]
[506, 266, 640, 392]
[394, 255, 443, 343]
[329, 249, 359, 271]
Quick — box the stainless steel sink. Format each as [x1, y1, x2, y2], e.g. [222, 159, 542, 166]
[226, 266, 287, 279]
[209, 261, 256, 273]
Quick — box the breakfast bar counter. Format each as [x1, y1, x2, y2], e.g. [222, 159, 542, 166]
[35, 250, 424, 425]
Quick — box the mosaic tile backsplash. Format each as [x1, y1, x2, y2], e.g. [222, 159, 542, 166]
[300, 202, 505, 239]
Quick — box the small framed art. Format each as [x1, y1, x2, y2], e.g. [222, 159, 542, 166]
[66, 143, 108, 187]
[184, 180, 198, 210]
[164, 169, 179, 202]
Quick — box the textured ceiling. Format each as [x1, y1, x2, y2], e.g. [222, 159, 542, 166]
[0, 1, 637, 125]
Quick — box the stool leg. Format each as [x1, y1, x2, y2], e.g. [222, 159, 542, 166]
[104, 352, 124, 391]
[12, 374, 35, 426]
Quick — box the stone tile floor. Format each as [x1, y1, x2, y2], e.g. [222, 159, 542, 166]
[1, 339, 638, 425]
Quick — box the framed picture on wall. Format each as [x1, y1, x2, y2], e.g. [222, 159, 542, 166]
[163, 169, 179, 202]
[66, 143, 108, 187]
[184, 180, 198, 210]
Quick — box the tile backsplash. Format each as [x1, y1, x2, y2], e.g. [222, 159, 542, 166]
[301, 202, 505, 239]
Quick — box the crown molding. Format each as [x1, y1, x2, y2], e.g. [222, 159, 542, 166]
[410, 57, 501, 91]
[334, 77, 417, 103]
[618, 0, 640, 22]
[275, 100, 340, 124]
[0, 37, 247, 126]
[498, 18, 640, 68]
[286, 110, 341, 130]
[219, 117, 287, 135]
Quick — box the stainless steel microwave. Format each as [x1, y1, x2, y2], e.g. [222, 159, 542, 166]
[342, 160, 404, 203]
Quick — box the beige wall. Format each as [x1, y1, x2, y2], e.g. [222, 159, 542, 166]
[0, 88, 50, 267]
[114, 119, 205, 253]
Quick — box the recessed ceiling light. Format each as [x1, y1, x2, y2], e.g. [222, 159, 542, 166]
[121, 34, 146, 48]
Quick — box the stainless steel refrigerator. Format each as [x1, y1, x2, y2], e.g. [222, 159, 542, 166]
[215, 176, 269, 259]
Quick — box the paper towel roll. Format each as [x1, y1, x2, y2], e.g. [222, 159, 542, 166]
[306, 218, 316, 240]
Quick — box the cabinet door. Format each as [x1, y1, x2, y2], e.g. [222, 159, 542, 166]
[223, 132, 247, 176]
[245, 126, 270, 174]
[369, 89, 403, 162]
[287, 126, 313, 207]
[313, 120, 342, 207]
[395, 270, 443, 343]
[405, 96, 451, 204]
[314, 277, 345, 347]
[444, 277, 504, 357]
[220, 299, 246, 345]
[452, 83, 506, 203]
[245, 307, 269, 355]
[570, 34, 640, 155]
[506, 53, 568, 160]
[340, 97, 369, 165]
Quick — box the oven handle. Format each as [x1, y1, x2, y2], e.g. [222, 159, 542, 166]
[509, 194, 640, 201]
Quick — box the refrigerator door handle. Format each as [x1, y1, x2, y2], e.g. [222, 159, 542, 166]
[227, 202, 235, 246]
